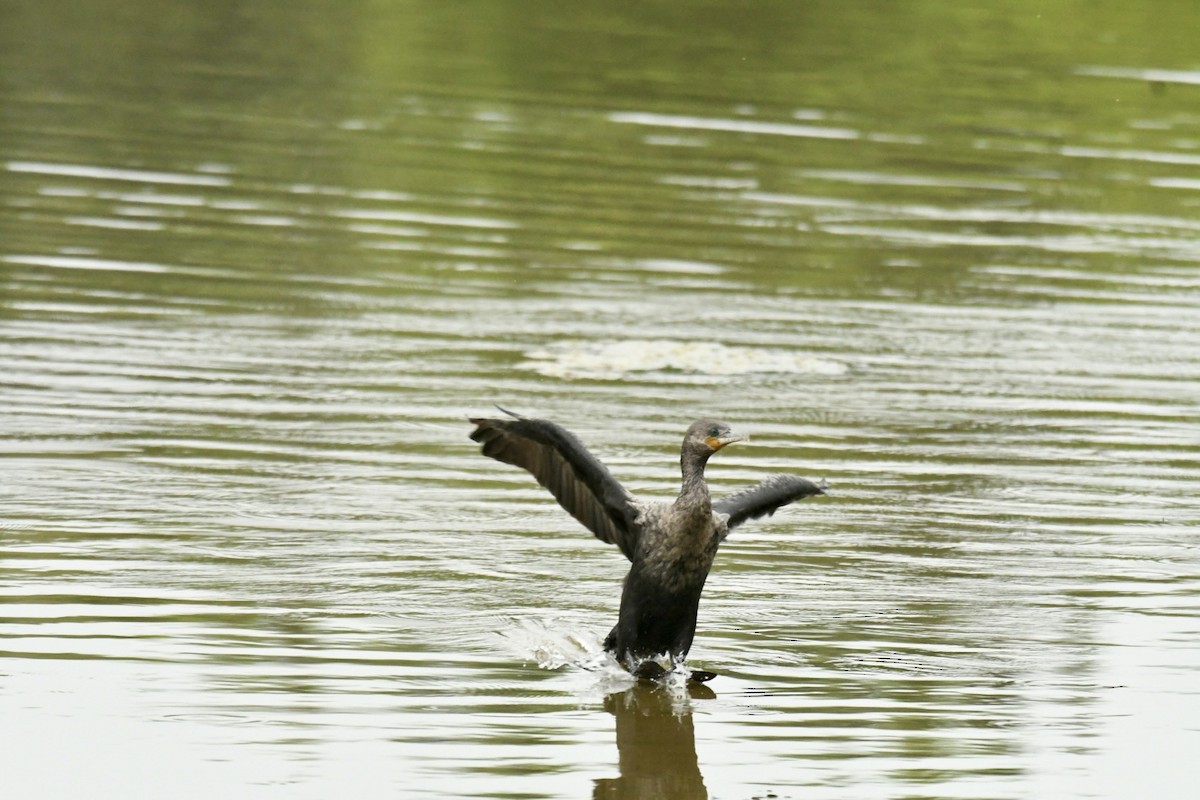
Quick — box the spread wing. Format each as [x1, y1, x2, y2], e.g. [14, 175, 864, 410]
[469, 410, 642, 560]
[714, 474, 827, 538]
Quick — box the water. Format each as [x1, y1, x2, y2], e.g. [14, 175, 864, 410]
[2, 2, 1199, 798]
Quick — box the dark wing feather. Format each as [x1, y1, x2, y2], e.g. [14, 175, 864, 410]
[713, 474, 827, 538]
[469, 413, 642, 560]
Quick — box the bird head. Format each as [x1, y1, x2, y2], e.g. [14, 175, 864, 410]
[685, 419, 747, 453]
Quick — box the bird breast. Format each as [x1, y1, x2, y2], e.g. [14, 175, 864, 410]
[634, 504, 721, 593]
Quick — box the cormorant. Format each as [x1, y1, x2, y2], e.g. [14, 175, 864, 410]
[469, 408, 826, 680]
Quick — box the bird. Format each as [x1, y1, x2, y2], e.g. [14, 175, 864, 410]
[468, 407, 826, 681]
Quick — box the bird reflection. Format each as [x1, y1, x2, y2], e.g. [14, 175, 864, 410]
[593, 682, 714, 800]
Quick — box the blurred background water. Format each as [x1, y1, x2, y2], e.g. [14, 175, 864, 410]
[2, 1, 1198, 798]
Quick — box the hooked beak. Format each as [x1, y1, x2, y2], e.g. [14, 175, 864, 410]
[707, 431, 748, 450]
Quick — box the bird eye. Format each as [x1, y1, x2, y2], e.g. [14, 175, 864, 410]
[708, 427, 720, 437]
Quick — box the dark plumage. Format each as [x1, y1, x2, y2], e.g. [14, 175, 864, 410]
[469, 408, 826, 676]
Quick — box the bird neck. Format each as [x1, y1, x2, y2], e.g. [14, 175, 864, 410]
[677, 452, 712, 512]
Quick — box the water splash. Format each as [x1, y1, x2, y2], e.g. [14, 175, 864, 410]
[521, 339, 847, 380]
[494, 618, 712, 693]
[495, 617, 606, 670]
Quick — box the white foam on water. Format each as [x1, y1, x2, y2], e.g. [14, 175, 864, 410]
[521, 339, 848, 380]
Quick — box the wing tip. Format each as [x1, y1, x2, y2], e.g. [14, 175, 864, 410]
[468, 405, 526, 440]
[466, 405, 524, 422]
[767, 473, 829, 496]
